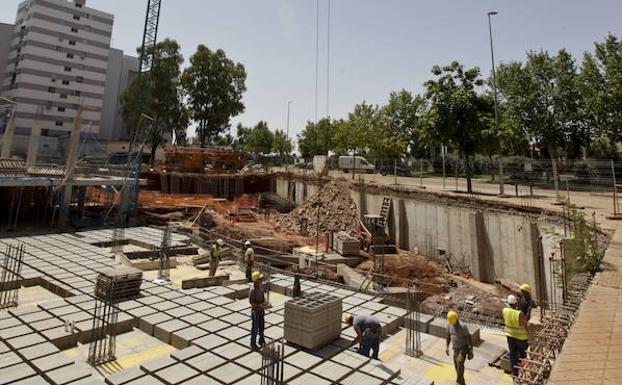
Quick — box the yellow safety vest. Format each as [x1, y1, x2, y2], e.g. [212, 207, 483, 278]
[503, 307, 527, 340]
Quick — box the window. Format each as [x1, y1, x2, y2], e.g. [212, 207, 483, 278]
[55, 121, 63, 126]
[62, 80, 69, 85]
[74, 90, 81, 97]
[41, 129, 49, 136]
[75, 3, 83, 8]
[56, 46, 62, 52]
[64, 66, 71, 72]
[73, 15, 80, 20]
[51, 77, 56, 83]
[66, 53, 74, 59]
[71, 27, 78, 33]
[48, 86, 55, 93]
[58, 107, 65, 112]
[60, 94, 67, 99]
[69, 40, 76, 46]
[76, 76, 83, 83]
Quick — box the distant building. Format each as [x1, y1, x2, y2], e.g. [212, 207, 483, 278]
[0, 23, 14, 89]
[1, 0, 113, 152]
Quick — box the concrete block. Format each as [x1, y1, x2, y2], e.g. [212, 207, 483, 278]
[124, 375, 166, 385]
[205, 306, 231, 318]
[286, 350, 323, 370]
[186, 352, 226, 373]
[312, 360, 353, 382]
[153, 319, 190, 345]
[216, 326, 248, 341]
[31, 352, 74, 374]
[289, 372, 332, 385]
[31, 318, 65, 333]
[427, 317, 447, 338]
[0, 352, 22, 370]
[46, 363, 92, 384]
[0, 324, 32, 339]
[191, 334, 227, 350]
[235, 350, 263, 371]
[18, 342, 59, 360]
[138, 313, 173, 336]
[140, 357, 176, 373]
[207, 362, 250, 384]
[404, 313, 434, 333]
[181, 313, 210, 325]
[164, 306, 195, 319]
[170, 345, 205, 362]
[170, 326, 207, 349]
[5, 332, 47, 350]
[186, 301, 214, 313]
[153, 362, 200, 385]
[0, 362, 36, 384]
[233, 373, 263, 385]
[212, 342, 251, 360]
[197, 319, 228, 333]
[220, 312, 247, 325]
[41, 326, 79, 350]
[11, 376, 50, 385]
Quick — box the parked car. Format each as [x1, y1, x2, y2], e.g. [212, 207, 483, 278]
[338, 156, 375, 173]
[378, 162, 412, 177]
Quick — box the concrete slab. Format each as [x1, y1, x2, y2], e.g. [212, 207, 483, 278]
[153, 362, 200, 385]
[45, 363, 92, 385]
[30, 351, 74, 373]
[186, 352, 226, 374]
[0, 362, 36, 384]
[105, 367, 146, 385]
[289, 372, 332, 385]
[208, 362, 250, 384]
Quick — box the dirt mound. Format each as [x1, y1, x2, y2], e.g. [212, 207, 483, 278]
[276, 181, 359, 236]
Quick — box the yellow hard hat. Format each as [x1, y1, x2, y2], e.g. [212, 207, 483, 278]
[344, 313, 353, 324]
[447, 311, 458, 325]
[520, 284, 531, 294]
[251, 271, 263, 282]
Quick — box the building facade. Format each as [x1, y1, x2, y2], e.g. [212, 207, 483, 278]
[0, 23, 15, 89]
[1, 0, 113, 155]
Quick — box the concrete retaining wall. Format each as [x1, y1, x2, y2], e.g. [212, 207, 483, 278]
[276, 176, 561, 302]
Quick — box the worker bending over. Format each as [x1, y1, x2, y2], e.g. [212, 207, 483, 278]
[244, 241, 255, 283]
[503, 294, 529, 378]
[517, 283, 536, 318]
[209, 239, 224, 277]
[445, 311, 473, 385]
[249, 271, 266, 350]
[345, 313, 382, 360]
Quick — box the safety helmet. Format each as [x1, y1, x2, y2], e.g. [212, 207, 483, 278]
[245, 241, 252, 247]
[344, 313, 354, 324]
[216, 239, 224, 246]
[252, 271, 263, 282]
[507, 294, 518, 305]
[520, 283, 531, 294]
[447, 311, 458, 325]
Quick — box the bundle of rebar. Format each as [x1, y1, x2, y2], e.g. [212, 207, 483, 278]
[94, 267, 143, 301]
[0, 244, 25, 310]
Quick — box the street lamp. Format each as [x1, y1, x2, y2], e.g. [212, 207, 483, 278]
[488, 11, 504, 196]
[285, 101, 292, 172]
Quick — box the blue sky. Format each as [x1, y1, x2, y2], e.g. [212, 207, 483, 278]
[2, 0, 621, 146]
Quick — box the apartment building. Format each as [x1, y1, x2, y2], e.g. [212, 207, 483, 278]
[1, 0, 113, 155]
[0, 23, 14, 88]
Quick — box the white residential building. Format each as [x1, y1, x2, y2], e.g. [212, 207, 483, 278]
[1, 0, 113, 154]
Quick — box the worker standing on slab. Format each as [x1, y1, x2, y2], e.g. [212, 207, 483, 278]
[503, 294, 529, 378]
[445, 311, 473, 385]
[345, 313, 382, 359]
[249, 271, 266, 350]
[244, 241, 255, 283]
[517, 283, 536, 318]
[209, 239, 224, 277]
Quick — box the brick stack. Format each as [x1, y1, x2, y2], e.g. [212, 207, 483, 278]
[284, 292, 342, 350]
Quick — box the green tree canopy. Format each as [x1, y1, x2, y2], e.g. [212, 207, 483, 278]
[243, 121, 274, 154]
[272, 129, 293, 156]
[297, 118, 333, 158]
[182, 45, 247, 147]
[382, 90, 427, 157]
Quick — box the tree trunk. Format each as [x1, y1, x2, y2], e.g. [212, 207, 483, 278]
[489, 154, 495, 181]
[465, 154, 473, 193]
[548, 144, 560, 195]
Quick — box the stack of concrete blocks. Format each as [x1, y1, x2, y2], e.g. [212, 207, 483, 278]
[333, 231, 361, 256]
[284, 292, 342, 350]
[428, 317, 481, 345]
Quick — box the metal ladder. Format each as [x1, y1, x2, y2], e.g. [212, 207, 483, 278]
[378, 196, 392, 228]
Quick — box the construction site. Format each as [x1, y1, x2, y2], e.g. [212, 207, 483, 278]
[1, 1, 621, 385]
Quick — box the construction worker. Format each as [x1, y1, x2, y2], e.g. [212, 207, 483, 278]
[517, 283, 536, 318]
[244, 241, 255, 283]
[345, 313, 382, 360]
[209, 239, 224, 277]
[503, 294, 529, 378]
[445, 311, 473, 385]
[249, 271, 266, 350]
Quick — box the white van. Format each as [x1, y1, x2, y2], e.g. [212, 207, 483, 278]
[338, 156, 375, 173]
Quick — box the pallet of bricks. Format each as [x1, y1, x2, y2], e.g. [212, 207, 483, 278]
[95, 267, 143, 300]
[284, 292, 342, 349]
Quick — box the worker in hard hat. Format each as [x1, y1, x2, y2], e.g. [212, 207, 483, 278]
[249, 271, 266, 350]
[517, 283, 536, 318]
[445, 311, 473, 385]
[345, 313, 382, 359]
[209, 239, 224, 277]
[503, 294, 529, 378]
[244, 241, 255, 283]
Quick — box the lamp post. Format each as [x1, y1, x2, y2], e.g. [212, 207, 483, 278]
[488, 11, 504, 196]
[285, 101, 292, 172]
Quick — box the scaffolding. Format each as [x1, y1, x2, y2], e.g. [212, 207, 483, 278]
[261, 339, 285, 385]
[88, 267, 143, 365]
[157, 226, 172, 281]
[405, 284, 422, 357]
[0, 244, 25, 310]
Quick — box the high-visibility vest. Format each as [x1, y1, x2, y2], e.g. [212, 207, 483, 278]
[211, 245, 221, 262]
[503, 307, 528, 340]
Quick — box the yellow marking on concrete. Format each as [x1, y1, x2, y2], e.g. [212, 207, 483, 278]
[99, 344, 176, 373]
[379, 345, 402, 362]
[63, 349, 80, 358]
[424, 362, 472, 383]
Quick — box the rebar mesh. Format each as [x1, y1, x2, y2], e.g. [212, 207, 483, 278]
[0, 244, 25, 310]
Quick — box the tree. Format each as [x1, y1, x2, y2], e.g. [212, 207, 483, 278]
[333, 103, 377, 157]
[579, 34, 622, 143]
[422, 61, 491, 193]
[297, 119, 333, 158]
[171, 103, 191, 146]
[497, 50, 585, 191]
[182, 45, 247, 147]
[382, 90, 428, 157]
[120, 38, 185, 163]
[243, 121, 274, 154]
[272, 129, 293, 156]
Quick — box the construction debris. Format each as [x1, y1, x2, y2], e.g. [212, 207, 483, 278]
[276, 181, 359, 236]
[239, 163, 267, 175]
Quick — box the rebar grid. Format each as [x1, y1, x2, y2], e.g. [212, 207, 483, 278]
[515, 273, 592, 385]
[0, 244, 25, 310]
[261, 339, 285, 385]
[405, 284, 422, 357]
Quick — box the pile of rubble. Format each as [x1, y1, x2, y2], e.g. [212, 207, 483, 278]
[276, 181, 359, 236]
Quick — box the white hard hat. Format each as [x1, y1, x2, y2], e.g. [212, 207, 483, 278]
[217, 239, 224, 246]
[245, 241, 251, 247]
[507, 295, 518, 305]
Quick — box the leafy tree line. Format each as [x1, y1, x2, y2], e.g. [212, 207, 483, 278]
[229, 121, 293, 156]
[120, 39, 247, 162]
[296, 33, 622, 192]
